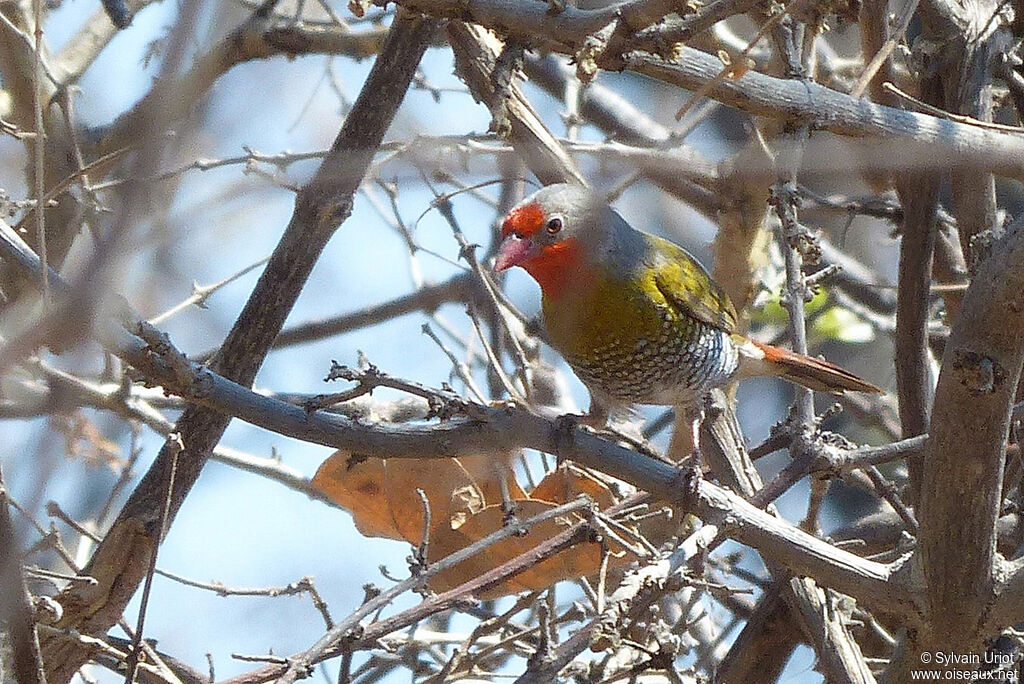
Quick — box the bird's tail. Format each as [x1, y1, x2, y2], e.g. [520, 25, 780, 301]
[732, 336, 882, 394]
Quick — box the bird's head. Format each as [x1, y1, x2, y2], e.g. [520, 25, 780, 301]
[494, 184, 612, 296]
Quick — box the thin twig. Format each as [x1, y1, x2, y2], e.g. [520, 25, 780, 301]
[850, 0, 920, 98]
[123, 433, 182, 684]
[882, 81, 1024, 133]
[269, 497, 593, 684]
[674, 0, 805, 121]
[149, 254, 272, 324]
[32, 0, 47, 300]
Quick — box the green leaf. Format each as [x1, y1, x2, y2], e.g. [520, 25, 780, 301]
[751, 288, 829, 324]
[812, 306, 875, 343]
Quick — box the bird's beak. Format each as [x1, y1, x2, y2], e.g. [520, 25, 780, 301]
[494, 234, 536, 272]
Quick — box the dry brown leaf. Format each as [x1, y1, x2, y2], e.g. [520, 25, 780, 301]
[427, 501, 558, 597]
[313, 452, 637, 598]
[383, 458, 483, 543]
[427, 500, 622, 599]
[311, 451, 404, 540]
[529, 463, 616, 509]
[424, 516, 500, 595]
[313, 449, 636, 598]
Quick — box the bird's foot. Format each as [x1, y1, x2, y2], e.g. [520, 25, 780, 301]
[680, 447, 705, 480]
[679, 457, 704, 502]
[575, 410, 608, 430]
[501, 499, 527, 535]
[553, 413, 587, 465]
[553, 412, 660, 460]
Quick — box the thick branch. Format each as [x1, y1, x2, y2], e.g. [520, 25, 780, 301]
[786, 577, 876, 684]
[378, 0, 677, 52]
[916, 222, 1024, 656]
[932, 0, 1007, 264]
[622, 49, 1024, 182]
[258, 15, 1024, 182]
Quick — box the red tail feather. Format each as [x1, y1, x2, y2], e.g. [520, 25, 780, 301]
[751, 341, 882, 395]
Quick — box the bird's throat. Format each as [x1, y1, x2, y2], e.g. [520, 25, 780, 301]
[521, 238, 589, 299]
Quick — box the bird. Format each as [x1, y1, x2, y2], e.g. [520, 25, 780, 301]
[493, 183, 881, 430]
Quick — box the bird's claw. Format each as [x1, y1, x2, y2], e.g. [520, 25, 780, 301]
[680, 446, 706, 477]
[680, 459, 704, 502]
[501, 498, 520, 521]
[552, 412, 663, 467]
[561, 411, 607, 430]
[501, 500, 527, 535]
[553, 413, 587, 464]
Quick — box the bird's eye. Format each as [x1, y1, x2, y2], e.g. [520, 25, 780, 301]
[546, 217, 563, 234]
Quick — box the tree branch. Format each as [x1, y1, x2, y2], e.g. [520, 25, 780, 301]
[893, 167, 939, 502]
[103, 357, 912, 616]
[914, 219, 1024, 661]
[36, 12, 441, 682]
[234, 14, 1024, 182]
[622, 49, 1024, 182]
[447, 21, 585, 186]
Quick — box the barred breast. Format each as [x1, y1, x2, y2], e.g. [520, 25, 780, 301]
[565, 310, 740, 406]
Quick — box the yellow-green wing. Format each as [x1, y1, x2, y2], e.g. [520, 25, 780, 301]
[645, 234, 738, 334]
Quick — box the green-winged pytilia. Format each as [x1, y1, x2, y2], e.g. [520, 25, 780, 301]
[494, 183, 881, 428]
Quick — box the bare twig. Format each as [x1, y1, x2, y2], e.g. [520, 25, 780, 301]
[123, 433, 181, 684]
[268, 497, 594, 684]
[31, 0, 46, 300]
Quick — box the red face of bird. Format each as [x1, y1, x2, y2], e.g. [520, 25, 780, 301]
[493, 184, 608, 295]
